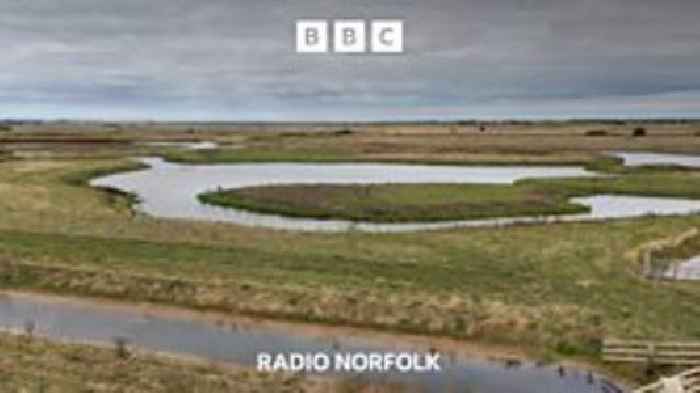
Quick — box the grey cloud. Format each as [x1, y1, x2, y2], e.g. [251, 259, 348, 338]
[1, 0, 700, 119]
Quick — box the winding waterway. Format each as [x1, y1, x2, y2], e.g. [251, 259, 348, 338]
[90, 155, 700, 232]
[20, 153, 678, 391]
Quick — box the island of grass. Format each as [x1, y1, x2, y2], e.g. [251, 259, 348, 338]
[198, 183, 590, 222]
[197, 169, 700, 223]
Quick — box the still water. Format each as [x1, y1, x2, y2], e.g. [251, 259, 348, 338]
[0, 293, 621, 393]
[609, 151, 700, 168]
[137, 141, 219, 150]
[91, 157, 700, 232]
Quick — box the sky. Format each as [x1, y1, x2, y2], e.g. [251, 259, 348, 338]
[2, 0, 700, 121]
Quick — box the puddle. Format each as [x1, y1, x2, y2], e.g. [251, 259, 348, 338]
[0, 293, 620, 393]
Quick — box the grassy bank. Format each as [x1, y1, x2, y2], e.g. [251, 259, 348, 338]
[198, 183, 590, 222]
[1, 128, 700, 386]
[2, 215, 700, 361]
[3, 217, 700, 387]
[60, 160, 148, 187]
[1, 159, 700, 350]
[197, 167, 700, 223]
[0, 331, 319, 393]
[162, 144, 624, 171]
[5, 123, 700, 168]
[157, 128, 700, 168]
[653, 231, 700, 260]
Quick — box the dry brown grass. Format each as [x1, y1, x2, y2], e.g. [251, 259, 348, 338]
[0, 330, 324, 393]
[1, 124, 700, 377]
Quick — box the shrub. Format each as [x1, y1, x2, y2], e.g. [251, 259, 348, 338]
[555, 340, 581, 356]
[103, 123, 122, 130]
[585, 129, 608, 137]
[632, 127, 647, 137]
[113, 336, 130, 359]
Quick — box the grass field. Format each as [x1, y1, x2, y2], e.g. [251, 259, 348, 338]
[198, 183, 589, 222]
[0, 331, 332, 393]
[2, 122, 700, 385]
[653, 231, 700, 260]
[197, 167, 700, 222]
[1, 159, 699, 351]
[5, 121, 700, 167]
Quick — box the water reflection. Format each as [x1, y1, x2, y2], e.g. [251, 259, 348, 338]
[91, 157, 700, 232]
[609, 151, 700, 168]
[0, 294, 618, 393]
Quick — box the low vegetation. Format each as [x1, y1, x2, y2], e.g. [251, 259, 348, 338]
[653, 231, 700, 261]
[585, 130, 611, 137]
[633, 127, 647, 137]
[156, 124, 700, 167]
[198, 168, 700, 223]
[1, 123, 700, 386]
[198, 183, 589, 222]
[0, 331, 319, 393]
[1, 157, 700, 359]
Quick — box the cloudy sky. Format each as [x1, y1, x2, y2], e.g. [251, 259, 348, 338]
[2, 0, 700, 120]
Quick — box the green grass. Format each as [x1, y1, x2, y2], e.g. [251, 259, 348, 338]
[0, 332, 318, 393]
[61, 161, 148, 187]
[2, 130, 700, 384]
[163, 146, 623, 170]
[654, 232, 700, 260]
[198, 183, 590, 222]
[2, 215, 700, 364]
[60, 160, 148, 207]
[164, 147, 356, 164]
[197, 168, 700, 223]
[525, 169, 700, 198]
[2, 158, 700, 355]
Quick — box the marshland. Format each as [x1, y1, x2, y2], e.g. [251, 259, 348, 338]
[2, 120, 700, 391]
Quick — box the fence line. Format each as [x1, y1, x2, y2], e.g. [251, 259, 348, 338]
[603, 340, 700, 366]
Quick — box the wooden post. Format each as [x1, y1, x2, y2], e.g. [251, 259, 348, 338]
[643, 250, 652, 278]
[648, 343, 657, 367]
[674, 261, 679, 280]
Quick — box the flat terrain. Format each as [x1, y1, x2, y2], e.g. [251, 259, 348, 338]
[198, 169, 700, 222]
[198, 183, 588, 222]
[2, 121, 700, 386]
[655, 232, 700, 260]
[5, 121, 700, 166]
[0, 331, 336, 393]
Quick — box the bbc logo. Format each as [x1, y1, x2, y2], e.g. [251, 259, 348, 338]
[296, 20, 403, 54]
